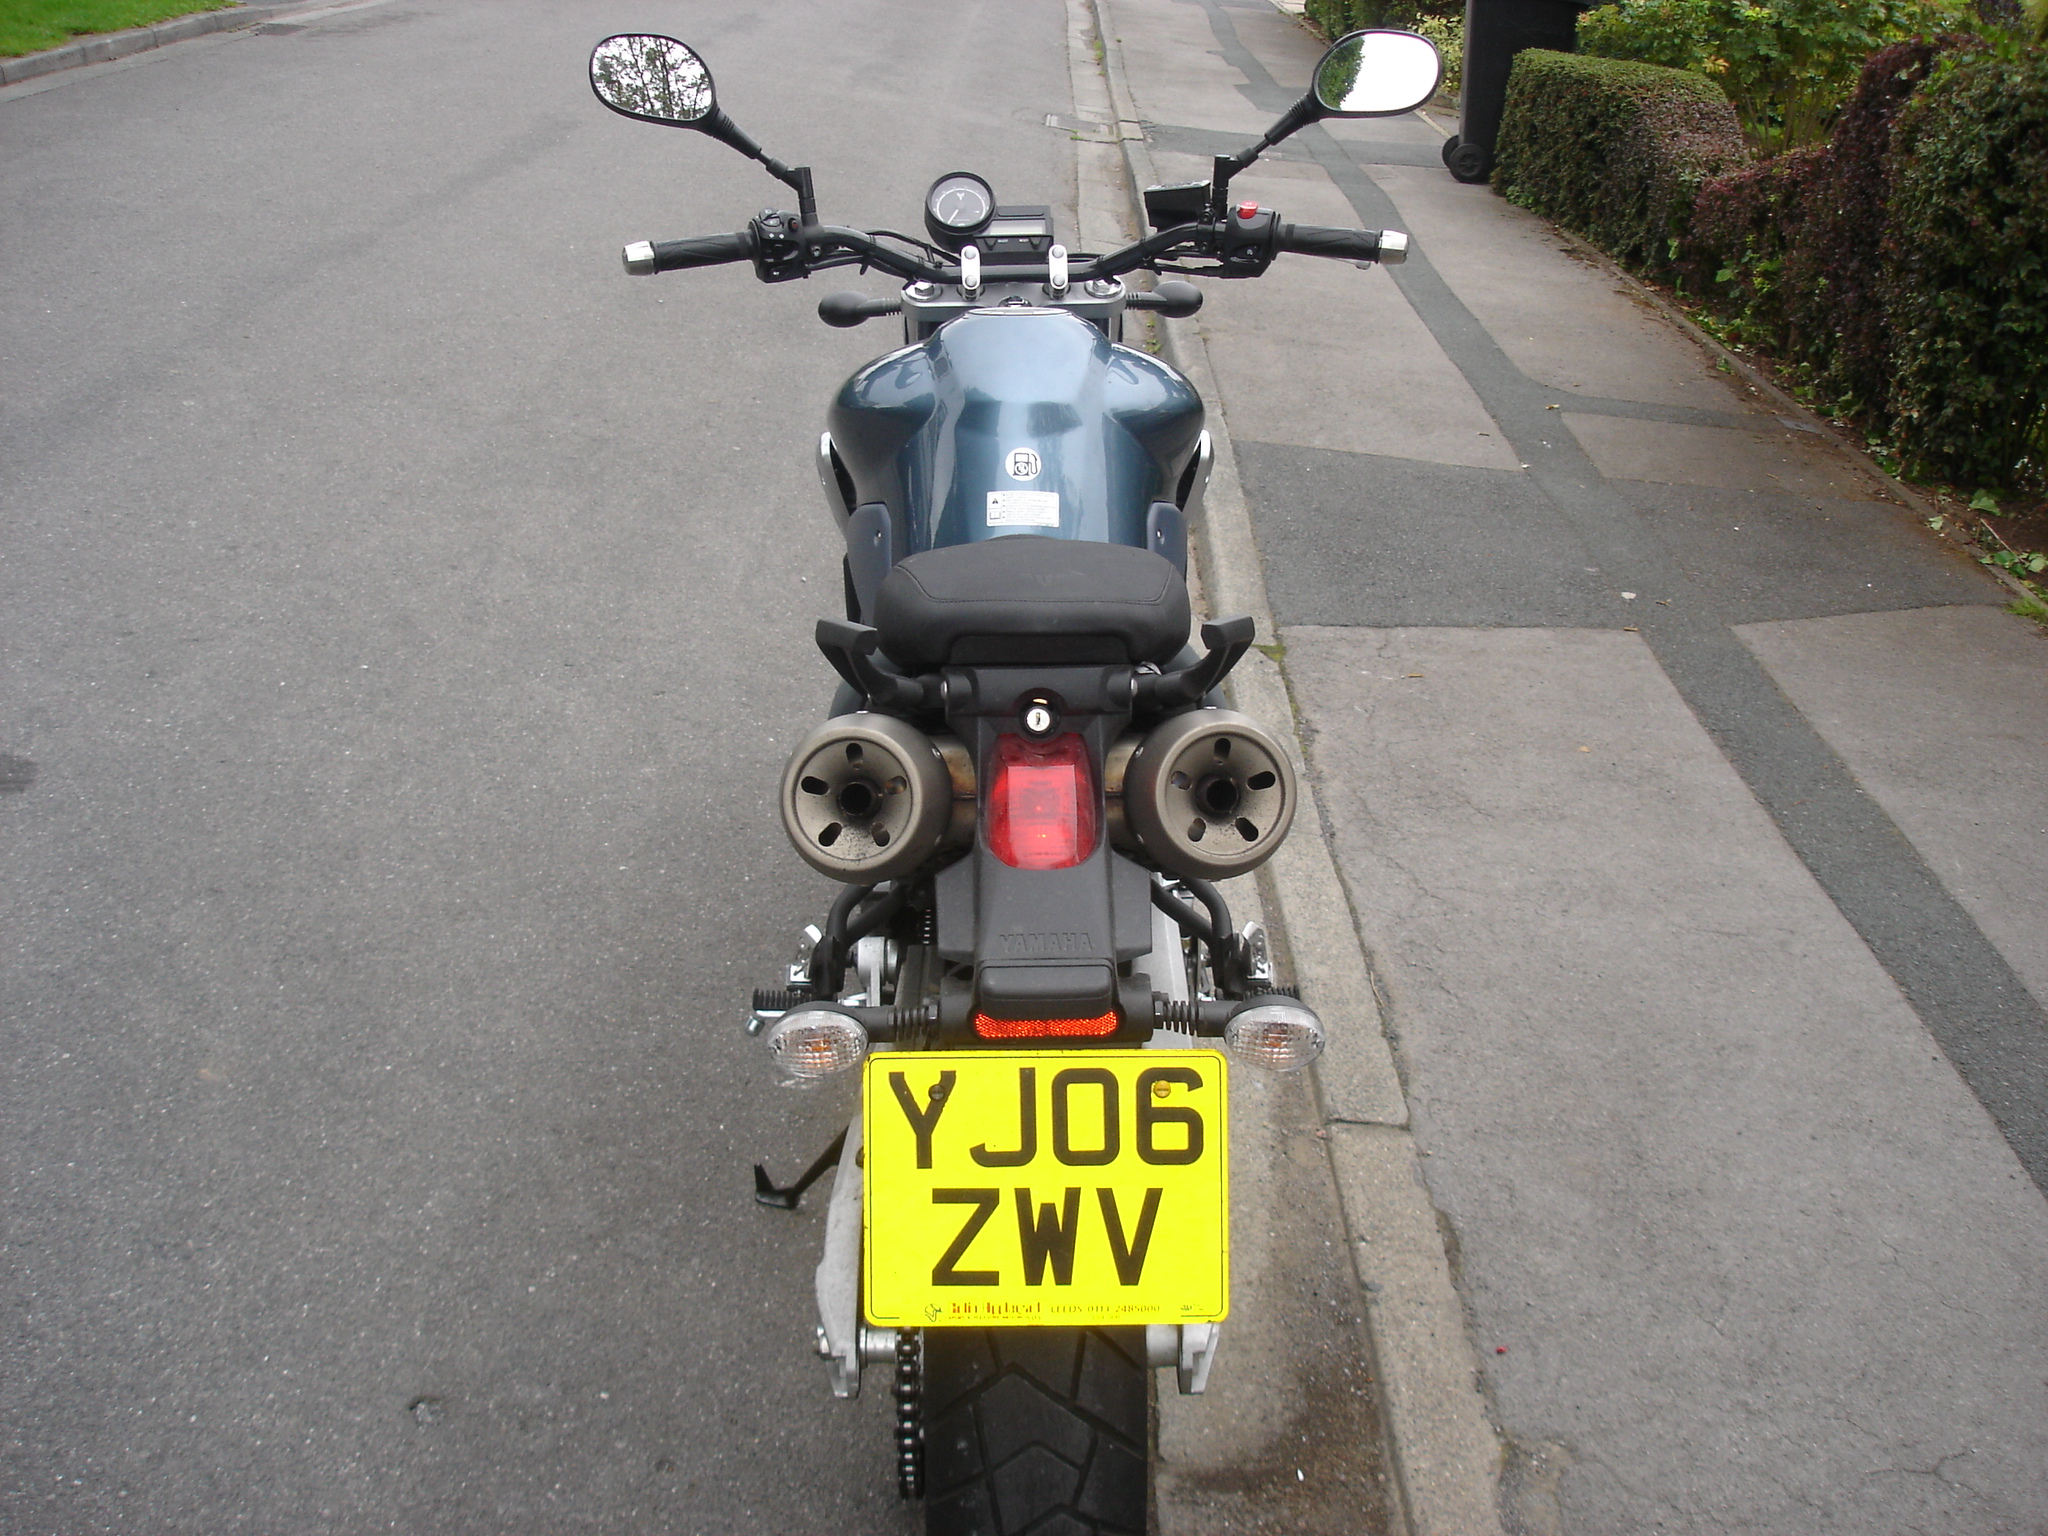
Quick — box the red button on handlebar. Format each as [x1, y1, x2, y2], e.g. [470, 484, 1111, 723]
[1237, 202, 1259, 220]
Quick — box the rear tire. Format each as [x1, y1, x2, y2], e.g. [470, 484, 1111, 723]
[920, 1326, 1150, 1536]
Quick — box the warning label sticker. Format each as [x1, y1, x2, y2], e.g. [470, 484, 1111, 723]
[987, 491, 1061, 528]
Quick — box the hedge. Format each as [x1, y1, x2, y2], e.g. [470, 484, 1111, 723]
[1881, 43, 2048, 485]
[1303, 0, 1460, 40]
[1684, 39, 1957, 411]
[1492, 50, 1749, 275]
[1305, 0, 1376, 35]
[1683, 37, 2048, 487]
[1494, 31, 2048, 488]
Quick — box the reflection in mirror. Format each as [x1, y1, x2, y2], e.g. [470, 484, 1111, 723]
[1313, 30, 1443, 118]
[590, 34, 714, 124]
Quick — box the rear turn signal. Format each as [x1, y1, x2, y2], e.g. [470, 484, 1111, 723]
[973, 1011, 1119, 1040]
[761, 1006, 870, 1079]
[986, 733, 1098, 870]
[1224, 1000, 1325, 1073]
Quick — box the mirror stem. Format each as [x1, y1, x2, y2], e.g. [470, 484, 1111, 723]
[699, 107, 815, 220]
[753, 153, 815, 226]
[1208, 93, 1321, 218]
[1208, 153, 1241, 221]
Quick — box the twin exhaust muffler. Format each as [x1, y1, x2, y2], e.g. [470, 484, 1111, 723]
[778, 714, 973, 883]
[779, 708, 1297, 883]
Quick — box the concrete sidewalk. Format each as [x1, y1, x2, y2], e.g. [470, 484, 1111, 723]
[1084, 0, 2048, 1531]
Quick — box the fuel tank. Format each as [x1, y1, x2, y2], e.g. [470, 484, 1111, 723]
[826, 307, 1204, 555]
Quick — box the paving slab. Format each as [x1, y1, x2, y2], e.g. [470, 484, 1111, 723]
[1610, 485, 1993, 625]
[1738, 606, 2048, 1003]
[1368, 161, 1770, 416]
[1285, 622, 2048, 1535]
[1238, 443, 1609, 627]
[1564, 412, 1891, 497]
[1107, 0, 1276, 136]
[1179, 165, 1522, 469]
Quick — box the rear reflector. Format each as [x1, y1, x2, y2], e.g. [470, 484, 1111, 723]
[985, 732, 1099, 869]
[973, 1011, 1119, 1039]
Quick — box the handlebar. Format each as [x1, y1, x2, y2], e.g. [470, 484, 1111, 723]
[619, 215, 1407, 285]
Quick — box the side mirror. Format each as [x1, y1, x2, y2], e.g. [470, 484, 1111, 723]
[589, 34, 716, 126]
[588, 35, 816, 219]
[1313, 29, 1444, 118]
[1206, 29, 1442, 213]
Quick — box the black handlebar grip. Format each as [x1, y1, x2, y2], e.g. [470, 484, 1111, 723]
[1274, 223, 1388, 262]
[621, 231, 757, 276]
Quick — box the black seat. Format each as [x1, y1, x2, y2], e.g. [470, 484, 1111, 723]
[872, 536, 1191, 670]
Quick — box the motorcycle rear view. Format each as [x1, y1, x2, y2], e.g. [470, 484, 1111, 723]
[588, 27, 1440, 1535]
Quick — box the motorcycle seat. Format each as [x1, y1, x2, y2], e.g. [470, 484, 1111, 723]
[873, 535, 1191, 670]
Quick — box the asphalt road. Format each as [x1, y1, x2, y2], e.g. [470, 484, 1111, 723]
[1, 3, 1084, 1530]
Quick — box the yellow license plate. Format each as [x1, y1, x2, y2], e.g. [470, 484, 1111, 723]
[862, 1050, 1228, 1329]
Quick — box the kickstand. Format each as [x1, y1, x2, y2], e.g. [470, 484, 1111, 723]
[752, 1126, 849, 1211]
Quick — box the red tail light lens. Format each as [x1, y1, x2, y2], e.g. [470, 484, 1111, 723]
[985, 732, 1099, 870]
[973, 1011, 1119, 1039]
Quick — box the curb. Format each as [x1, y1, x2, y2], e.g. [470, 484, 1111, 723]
[0, 3, 296, 86]
[1082, 2, 1511, 1532]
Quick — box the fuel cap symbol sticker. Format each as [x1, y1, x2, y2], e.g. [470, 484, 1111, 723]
[1006, 448, 1042, 481]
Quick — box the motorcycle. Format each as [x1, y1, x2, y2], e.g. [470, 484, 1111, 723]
[588, 27, 1441, 1536]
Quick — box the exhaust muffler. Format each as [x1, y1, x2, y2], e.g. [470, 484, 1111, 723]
[780, 714, 971, 882]
[1115, 708, 1297, 880]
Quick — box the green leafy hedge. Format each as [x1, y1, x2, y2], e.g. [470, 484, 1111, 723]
[1304, 0, 1365, 34]
[1684, 39, 1953, 409]
[1303, 0, 1461, 41]
[1492, 50, 1749, 274]
[1682, 37, 2048, 486]
[1881, 44, 2048, 484]
[1574, 0, 1973, 153]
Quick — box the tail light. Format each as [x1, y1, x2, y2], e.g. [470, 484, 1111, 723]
[985, 733, 1098, 870]
[972, 1010, 1119, 1040]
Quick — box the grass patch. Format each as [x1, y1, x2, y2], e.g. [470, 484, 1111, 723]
[0, 0, 237, 57]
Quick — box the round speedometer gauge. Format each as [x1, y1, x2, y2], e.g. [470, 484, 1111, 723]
[925, 172, 995, 242]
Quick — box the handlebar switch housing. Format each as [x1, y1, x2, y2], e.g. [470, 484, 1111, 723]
[750, 210, 808, 283]
[1217, 205, 1280, 277]
[1143, 181, 1209, 231]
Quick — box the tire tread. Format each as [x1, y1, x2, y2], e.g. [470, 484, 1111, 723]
[920, 1326, 1148, 1536]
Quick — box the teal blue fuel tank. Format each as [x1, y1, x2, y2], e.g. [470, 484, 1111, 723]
[825, 307, 1204, 555]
